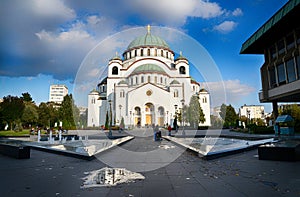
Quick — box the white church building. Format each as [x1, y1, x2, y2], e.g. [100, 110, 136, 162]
[88, 26, 210, 128]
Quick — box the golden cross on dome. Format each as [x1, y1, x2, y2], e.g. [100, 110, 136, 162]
[147, 24, 151, 34]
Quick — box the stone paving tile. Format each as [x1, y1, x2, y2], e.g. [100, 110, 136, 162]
[0, 130, 300, 197]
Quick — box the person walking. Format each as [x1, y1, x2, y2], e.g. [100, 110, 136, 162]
[168, 125, 172, 136]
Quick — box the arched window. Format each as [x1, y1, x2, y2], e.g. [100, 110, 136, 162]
[91, 98, 95, 104]
[161, 50, 163, 56]
[203, 97, 207, 103]
[179, 66, 186, 74]
[147, 49, 150, 56]
[135, 107, 141, 115]
[136, 76, 138, 84]
[160, 77, 163, 84]
[141, 49, 144, 56]
[166, 52, 168, 58]
[148, 76, 151, 82]
[174, 90, 178, 97]
[112, 66, 118, 75]
[141, 76, 144, 83]
[120, 90, 125, 98]
[158, 107, 164, 116]
[134, 50, 137, 57]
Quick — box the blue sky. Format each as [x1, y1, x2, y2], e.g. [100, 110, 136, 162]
[0, 0, 289, 112]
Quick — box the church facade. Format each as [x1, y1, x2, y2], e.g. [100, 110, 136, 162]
[87, 26, 210, 128]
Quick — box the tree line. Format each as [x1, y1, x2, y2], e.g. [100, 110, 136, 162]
[0, 92, 86, 131]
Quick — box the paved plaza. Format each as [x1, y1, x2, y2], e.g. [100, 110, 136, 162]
[0, 129, 299, 197]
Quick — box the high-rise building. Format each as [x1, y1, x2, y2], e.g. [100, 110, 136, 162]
[49, 84, 68, 104]
[239, 105, 265, 120]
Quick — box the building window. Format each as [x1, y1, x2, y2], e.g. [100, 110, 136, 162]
[112, 66, 118, 75]
[286, 58, 296, 83]
[135, 107, 141, 115]
[203, 97, 207, 103]
[296, 55, 300, 79]
[120, 90, 125, 98]
[174, 90, 178, 97]
[161, 50, 163, 56]
[131, 78, 133, 85]
[270, 45, 276, 59]
[135, 50, 137, 57]
[91, 98, 95, 104]
[277, 63, 286, 85]
[148, 76, 151, 82]
[269, 66, 277, 88]
[141, 76, 144, 83]
[166, 52, 168, 58]
[136, 76, 138, 84]
[286, 33, 295, 50]
[160, 77, 163, 84]
[154, 49, 157, 56]
[179, 66, 186, 74]
[141, 49, 144, 56]
[154, 76, 157, 83]
[277, 39, 285, 55]
[147, 49, 150, 56]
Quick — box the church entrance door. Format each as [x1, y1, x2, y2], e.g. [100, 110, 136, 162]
[145, 103, 154, 126]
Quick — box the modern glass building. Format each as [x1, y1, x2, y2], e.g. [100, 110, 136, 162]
[240, 0, 300, 118]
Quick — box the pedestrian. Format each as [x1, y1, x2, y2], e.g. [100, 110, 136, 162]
[168, 125, 172, 136]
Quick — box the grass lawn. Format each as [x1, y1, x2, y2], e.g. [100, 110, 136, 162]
[0, 130, 30, 136]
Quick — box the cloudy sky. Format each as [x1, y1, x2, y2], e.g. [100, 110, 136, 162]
[0, 0, 288, 112]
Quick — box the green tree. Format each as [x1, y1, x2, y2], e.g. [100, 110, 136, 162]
[187, 95, 205, 128]
[210, 115, 223, 128]
[59, 94, 78, 129]
[21, 92, 33, 103]
[0, 95, 25, 130]
[219, 104, 227, 120]
[38, 102, 58, 128]
[225, 105, 238, 127]
[22, 103, 38, 128]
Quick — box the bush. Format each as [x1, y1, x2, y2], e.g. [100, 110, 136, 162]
[251, 126, 274, 134]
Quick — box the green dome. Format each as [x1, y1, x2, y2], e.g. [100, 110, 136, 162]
[127, 32, 169, 50]
[131, 64, 166, 75]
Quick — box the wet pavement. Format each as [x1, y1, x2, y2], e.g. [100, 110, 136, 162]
[0, 129, 299, 197]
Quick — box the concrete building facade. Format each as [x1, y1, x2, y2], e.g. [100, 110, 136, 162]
[240, 0, 300, 118]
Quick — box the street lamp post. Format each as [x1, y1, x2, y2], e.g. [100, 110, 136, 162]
[247, 109, 250, 133]
[119, 104, 122, 120]
[166, 111, 169, 126]
[181, 99, 185, 131]
[129, 111, 132, 129]
[108, 100, 112, 137]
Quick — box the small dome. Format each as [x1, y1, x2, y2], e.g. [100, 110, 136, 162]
[131, 64, 166, 75]
[127, 26, 169, 50]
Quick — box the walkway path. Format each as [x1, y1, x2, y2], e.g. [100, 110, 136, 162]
[0, 128, 299, 196]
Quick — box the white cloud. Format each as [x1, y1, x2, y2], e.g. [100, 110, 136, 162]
[232, 8, 243, 16]
[129, 0, 224, 26]
[203, 80, 255, 107]
[213, 20, 237, 34]
[32, 0, 75, 20]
